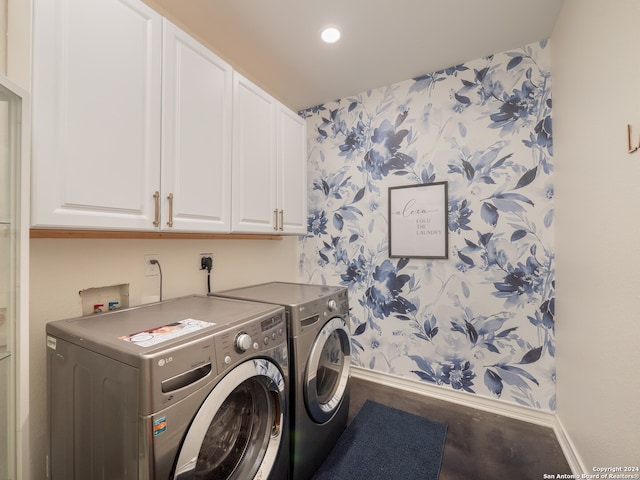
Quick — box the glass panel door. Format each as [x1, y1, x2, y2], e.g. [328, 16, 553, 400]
[0, 79, 23, 480]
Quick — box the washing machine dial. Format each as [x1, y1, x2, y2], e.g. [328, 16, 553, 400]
[327, 299, 338, 312]
[235, 332, 253, 352]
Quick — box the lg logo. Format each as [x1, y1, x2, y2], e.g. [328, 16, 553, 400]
[158, 356, 173, 367]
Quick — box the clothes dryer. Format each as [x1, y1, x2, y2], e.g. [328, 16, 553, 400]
[46, 295, 289, 480]
[213, 282, 351, 480]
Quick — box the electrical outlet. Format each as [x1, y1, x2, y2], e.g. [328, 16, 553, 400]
[200, 253, 213, 270]
[145, 254, 160, 276]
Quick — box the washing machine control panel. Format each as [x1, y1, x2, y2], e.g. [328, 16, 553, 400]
[235, 332, 253, 352]
[214, 311, 286, 369]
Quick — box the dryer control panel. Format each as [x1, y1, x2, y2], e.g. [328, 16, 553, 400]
[289, 289, 349, 337]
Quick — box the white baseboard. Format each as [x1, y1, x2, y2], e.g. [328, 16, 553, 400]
[552, 414, 588, 476]
[350, 366, 586, 475]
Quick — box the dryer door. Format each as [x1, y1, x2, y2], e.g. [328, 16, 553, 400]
[173, 359, 285, 480]
[304, 316, 351, 423]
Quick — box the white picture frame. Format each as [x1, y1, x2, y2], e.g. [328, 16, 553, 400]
[388, 182, 449, 259]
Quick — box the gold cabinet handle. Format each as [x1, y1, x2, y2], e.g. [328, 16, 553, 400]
[167, 193, 174, 227]
[153, 191, 160, 227]
[279, 209, 284, 231]
[273, 209, 279, 231]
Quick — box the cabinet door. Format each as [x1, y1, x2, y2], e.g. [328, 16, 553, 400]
[32, 0, 162, 230]
[161, 20, 232, 232]
[277, 105, 308, 235]
[231, 73, 277, 233]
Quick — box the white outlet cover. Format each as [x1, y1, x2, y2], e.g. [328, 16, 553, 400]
[144, 255, 160, 276]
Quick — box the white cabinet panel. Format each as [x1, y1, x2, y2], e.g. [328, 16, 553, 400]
[231, 73, 307, 234]
[32, 0, 162, 229]
[277, 105, 307, 235]
[161, 20, 232, 232]
[231, 72, 278, 233]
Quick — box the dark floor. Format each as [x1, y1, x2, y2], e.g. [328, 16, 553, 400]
[347, 376, 572, 480]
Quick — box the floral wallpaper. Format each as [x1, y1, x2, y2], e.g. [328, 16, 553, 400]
[299, 40, 555, 412]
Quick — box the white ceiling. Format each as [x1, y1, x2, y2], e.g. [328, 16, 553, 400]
[146, 0, 565, 111]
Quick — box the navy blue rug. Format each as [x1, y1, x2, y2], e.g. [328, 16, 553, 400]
[311, 400, 447, 480]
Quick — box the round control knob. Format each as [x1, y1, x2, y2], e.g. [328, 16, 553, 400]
[327, 299, 338, 312]
[235, 333, 253, 352]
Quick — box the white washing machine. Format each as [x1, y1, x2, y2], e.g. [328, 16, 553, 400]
[213, 282, 351, 480]
[46, 295, 289, 480]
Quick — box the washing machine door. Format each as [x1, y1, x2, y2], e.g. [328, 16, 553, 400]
[304, 316, 351, 423]
[173, 359, 285, 480]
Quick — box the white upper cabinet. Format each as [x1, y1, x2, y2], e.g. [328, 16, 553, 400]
[231, 72, 278, 233]
[32, 0, 305, 235]
[161, 19, 233, 232]
[231, 73, 307, 234]
[32, 0, 162, 230]
[277, 105, 307, 235]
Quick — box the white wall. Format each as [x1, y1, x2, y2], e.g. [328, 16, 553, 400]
[28, 237, 299, 479]
[553, 0, 640, 471]
[7, 0, 30, 90]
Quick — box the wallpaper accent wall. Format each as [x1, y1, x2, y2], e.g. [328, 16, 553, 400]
[299, 40, 555, 412]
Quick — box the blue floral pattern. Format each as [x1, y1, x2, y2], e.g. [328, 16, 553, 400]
[299, 41, 555, 412]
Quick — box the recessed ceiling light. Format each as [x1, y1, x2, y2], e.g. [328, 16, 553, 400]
[321, 26, 341, 44]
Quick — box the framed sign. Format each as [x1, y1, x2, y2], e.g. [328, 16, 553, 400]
[388, 182, 448, 259]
